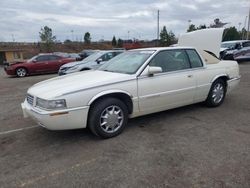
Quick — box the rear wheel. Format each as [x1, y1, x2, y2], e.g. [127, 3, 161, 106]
[16, 67, 27, 77]
[88, 98, 128, 138]
[205, 79, 226, 107]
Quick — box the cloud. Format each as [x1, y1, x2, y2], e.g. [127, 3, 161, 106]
[0, 0, 248, 42]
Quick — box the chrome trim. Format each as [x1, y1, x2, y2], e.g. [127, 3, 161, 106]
[140, 86, 195, 99]
[58, 78, 136, 97]
[228, 76, 241, 82]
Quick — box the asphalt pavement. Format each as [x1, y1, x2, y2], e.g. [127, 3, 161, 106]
[0, 63, 250, 188]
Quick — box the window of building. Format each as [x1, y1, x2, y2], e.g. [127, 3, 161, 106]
[13, 52, 21, 59]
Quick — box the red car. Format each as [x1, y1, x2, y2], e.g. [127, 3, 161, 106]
[4, 54, 75, 77]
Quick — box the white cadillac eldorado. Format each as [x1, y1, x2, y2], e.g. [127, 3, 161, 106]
[21, 28, 240, 138]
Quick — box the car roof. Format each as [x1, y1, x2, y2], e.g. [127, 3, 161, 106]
[222, 40, 250, 44]
[129, 46, 196, 51]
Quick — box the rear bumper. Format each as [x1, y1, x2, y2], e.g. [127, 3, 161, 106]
[21, 100, 89, 130]
[227, 76, 241, 93]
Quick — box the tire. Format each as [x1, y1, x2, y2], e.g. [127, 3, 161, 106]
[16, 67, 27, 77]
[88, 97, 128, 138]
[205, 79, 226, 107]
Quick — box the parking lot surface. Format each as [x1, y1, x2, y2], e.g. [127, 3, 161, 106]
[0, 63, 250, 188]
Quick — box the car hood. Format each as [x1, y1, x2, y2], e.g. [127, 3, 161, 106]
[178, 28, 224, 58]
[61, 59, 94, 68]
[9, 60, 27, 65]
[28, 70, 133, 99]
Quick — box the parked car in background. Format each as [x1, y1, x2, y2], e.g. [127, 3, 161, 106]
[58, 50, 124, 75]
[4, 54, 75, 77]
[22, 28, 240, 138]
[220, 40, 250, 60]
[79, 49, 99, 60]
[233, 46, 250, 62]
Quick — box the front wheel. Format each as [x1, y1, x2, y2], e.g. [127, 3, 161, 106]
[88, 98, 128, 138]
[205, 79, 226, 107]
[16, 67, 27, 77]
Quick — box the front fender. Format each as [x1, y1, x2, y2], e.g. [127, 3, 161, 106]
[87, 89, 133, 105]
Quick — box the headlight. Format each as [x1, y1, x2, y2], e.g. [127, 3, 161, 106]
[36, 98, 67, 110]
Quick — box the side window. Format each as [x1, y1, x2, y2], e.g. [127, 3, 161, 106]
[48, 55, 60, 61]
[186, 50, 203, 68]
[102, 52, 114, 61]
[36, 55, 50, 62]
[149, 50, 190, 72]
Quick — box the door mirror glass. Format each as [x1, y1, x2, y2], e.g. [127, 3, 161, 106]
[148, 66, 162, 75]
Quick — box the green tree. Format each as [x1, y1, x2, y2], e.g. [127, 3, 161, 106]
[39, 26, 56, 52]
[187, 24, 197, 32]
[112, 36, 117, 47]
[117, 38, 123, 47]
[84, 32, 91, 44]
[223, 27, 240, 41]
[197, 24, 207, 30]
[159, 26, 176, 46]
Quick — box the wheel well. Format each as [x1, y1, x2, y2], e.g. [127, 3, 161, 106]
[89, 93, 133, 114]
[214, 76, 229, 88]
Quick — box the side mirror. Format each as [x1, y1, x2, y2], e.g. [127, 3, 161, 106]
[96, 58, 103, 64]
[148, 66, 162, 75]
[32, 59, 37, 63]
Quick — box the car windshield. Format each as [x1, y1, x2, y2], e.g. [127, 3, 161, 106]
[81, 51, 105, 62]
[221, 42, 236, 49]
[27, 55, 38, 62]
[99, 50, 155, 74]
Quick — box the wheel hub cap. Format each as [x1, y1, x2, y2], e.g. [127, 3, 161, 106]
[100, 105, 124, 133]
[212, 83, 224, 104]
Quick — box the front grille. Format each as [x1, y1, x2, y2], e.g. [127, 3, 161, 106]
[27, 94, 34, 105]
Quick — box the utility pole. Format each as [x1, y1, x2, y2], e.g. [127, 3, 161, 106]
[243, 16, 248, 39]
[157, 10, 160, 46]
[247, 8, 250, 40]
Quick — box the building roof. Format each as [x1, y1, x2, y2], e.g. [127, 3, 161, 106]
[0, 49, 24, 52]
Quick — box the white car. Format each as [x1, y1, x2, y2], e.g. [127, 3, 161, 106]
[21, 28, 240, 138]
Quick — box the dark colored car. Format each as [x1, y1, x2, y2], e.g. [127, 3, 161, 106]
[4, 54, 75, 77]
[220, 40, 250, 60]
[79, 50, 99, 60]
[233, 46, 250, 62]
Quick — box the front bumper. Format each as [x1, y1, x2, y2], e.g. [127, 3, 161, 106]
[21, 100, 89, 130]
[4, 67, 15, 75]
[227, 76, 241, 93]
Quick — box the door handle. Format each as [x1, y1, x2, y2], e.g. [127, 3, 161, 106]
[187, 75, 193, 78]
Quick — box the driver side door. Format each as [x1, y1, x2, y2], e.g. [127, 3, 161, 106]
[137, 49, 197, 114]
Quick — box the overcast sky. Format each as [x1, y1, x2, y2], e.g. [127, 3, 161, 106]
[0, 0, 249, 42]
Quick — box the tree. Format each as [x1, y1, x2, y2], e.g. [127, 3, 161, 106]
[187, 24, 197, 32]
[112, 36, 117, 47]
[39, 26, 56, 52]
[117, 38, 123, 47]
[84, 32, 91, 44]
[197, 24, 207, 30]
[159, 26, 176, 46]
[223, 27, 240, 41]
